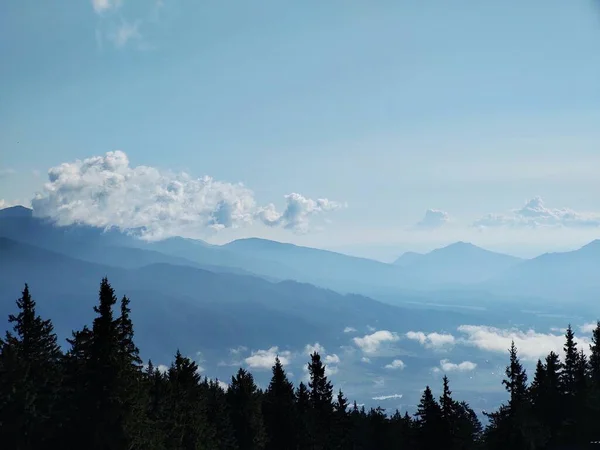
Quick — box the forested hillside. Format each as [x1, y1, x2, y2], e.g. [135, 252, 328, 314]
[1, 281, 600, 449]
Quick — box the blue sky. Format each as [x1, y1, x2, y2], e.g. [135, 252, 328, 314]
[1, 0, 600, 260]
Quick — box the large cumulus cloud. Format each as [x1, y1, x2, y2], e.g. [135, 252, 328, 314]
[31, 151, 343, 239]
[474, 197, 600, 229]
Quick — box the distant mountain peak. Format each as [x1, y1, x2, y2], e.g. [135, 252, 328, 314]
[0, 205, 33, 218]
[579, 239, 600, 252]
[392, 251, 423, 266]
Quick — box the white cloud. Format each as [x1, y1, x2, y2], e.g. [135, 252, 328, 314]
[372, 394, 403, 401]
[437, 359, 477, 372]
[457, 325, 592, 361]
[325, 354, 341, 364]
[353, 330, 400, 354]
[343, 327, 357, 333]
[109, 20, 141, 48]
[230, 346, 248, 355]
[384, 359, 406, 370]
[244, 346, 291, 370]
[325, 365, 339, 376]
[217, 380, 229, 391]
[580, 322, 598, 334]
[361, 357, 371, 363]
[92, 0, 121, 14]
[406, 331, 455, 349]
[258, 193, 345, 233]
[31, 151, 342, 240]
[474, 197, 600, 229]
[416, 209, 449, 229]
[304, 343, 325, 355]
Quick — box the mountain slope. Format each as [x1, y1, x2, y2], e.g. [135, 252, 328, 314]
[222, 237, 407, 292]
[485, 240, 600, 300]
[395, 242, 522, 285]
[0, 237, 475, 363]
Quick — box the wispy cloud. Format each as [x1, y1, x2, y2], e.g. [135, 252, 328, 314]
[91, 0, 160, 50]
[92, 0, 122, 14]
[0, 168, 16, 178]
[372, 394, 403, 401]
[474, 197, 600, 229]
[343, 327, 357, 333]
[32, 151, 343, 239]
[109, 20, 141, 48]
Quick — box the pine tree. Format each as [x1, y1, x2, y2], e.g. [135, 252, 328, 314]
[559, 325, 581, 444]
[0, 284, 62, 449]
[439, 375, 456, 448]
[202, 378, 237, 450]
[227, 368, 267, 450]
[59, 279, 144, 449]
[263, 357, 296, 450]
[488, 341, 541, 450]
[295, 381, 311, 450]
[503, 341, 528, 407]
[165, 350, 215, 449]
[332, 389, 351, 449]
[590, 321, 600, 386]
[455, 401, 483, 449]
[415, 386, 442, 450]
[589, 322, 600, 442]
[143, 361, 168, 449]
[307, 352, 334, 449]
[367, 406, 389, 450]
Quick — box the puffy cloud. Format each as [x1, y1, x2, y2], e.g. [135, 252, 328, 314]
[372, 394, 403, 401]
[32, 151, 342, 239]
[580, 322, 598, 334]
[416, 209, 449, 229]
[304, 343, 326, 355]
[343, 327, 357, 333]
[361, 357, 371, 363]
[217, 380, 229, 391]
[406, 331, 455, 349]
[437, 359, 477, 372]
[457, 325, 592, 361]
[353, 330, 400, 354]
[244, 346, 291, 370]
[258, 193, 345, 233]
[474, 197, 600, 229]
[384, 359, 406, 370]
[325, 365, 339, 376]
[325, 354, 341, 365]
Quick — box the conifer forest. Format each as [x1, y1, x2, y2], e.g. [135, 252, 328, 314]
[2, 279, 600, 450]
